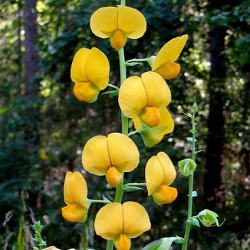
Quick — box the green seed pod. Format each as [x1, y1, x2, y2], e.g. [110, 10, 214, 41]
[178, 158, 197, 176]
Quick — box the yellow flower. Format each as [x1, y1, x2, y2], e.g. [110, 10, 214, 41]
[82, 133, 139, 187]
[133, 108, 174, 147]
[146, 152, 177, 205]
[94, 202, 151, 250]
[118, 71, 171, 128]
[90, 6, 146, 51]
[70, 47, 110, 103]
[61, 171, 89, 223]
[151, 35, 188, 79]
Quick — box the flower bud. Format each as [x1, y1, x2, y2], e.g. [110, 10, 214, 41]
[178, 158, 196, 176]
[197, 209, 222, 227]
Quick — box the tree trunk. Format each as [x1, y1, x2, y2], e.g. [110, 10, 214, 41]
[204, 18, 227, 201]
[23, 0, 40, 151]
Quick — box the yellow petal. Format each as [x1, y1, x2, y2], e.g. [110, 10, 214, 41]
[64, 171, 74, 205]
[118, 76, 147, 118]
[141, 72, 171, 108]
[139, 107, 161, 128]
[134, 109, 174, 147]
[82, 136, 111, 175]
[90, 7, 118, 38]
[157, 152, 176, 186]
[110, 30, 127, 51]
[70, 171, 88, 208]
[85, 48, 110, 90]
[152, 185, 178, 205]
[70, 48, 90, 83]
[154, 62, 180, 80]
[118, 6, 146, 39]
[43, 246, 61, 250]
[94, 203, 123, 239]
[122, 202, 151, 238]
[73, 82, 99, 103]
[152, 34, 188, 70]
[61, 203, 88, 223]
[145, 155, 165, 195]
[107, 133, 139, 172]
[106, 166, 123, 187]
[114, 234, 131, 250]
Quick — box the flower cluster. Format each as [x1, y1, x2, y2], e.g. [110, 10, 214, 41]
[58, 2, 188, 250]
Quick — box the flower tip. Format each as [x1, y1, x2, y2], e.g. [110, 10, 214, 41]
[73, 82, 99, 103]
[139, 107, 161, 128]
[114, 234, 131, 250]
[106, 167, 123, 187]
[152, 185, 178, 206]
[110, 30, 127, 51]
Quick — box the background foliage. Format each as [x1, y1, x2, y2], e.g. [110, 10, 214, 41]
[0, 0, 250, 249]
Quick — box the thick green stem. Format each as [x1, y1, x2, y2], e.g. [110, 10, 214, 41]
[120, 0, 126, 6]
[182, 114, 196, 250]
[106, 240, 114, 250]
[115, 179, 124, 203]
[118, 48, 128, 136]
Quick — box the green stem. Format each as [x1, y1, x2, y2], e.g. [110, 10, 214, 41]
[88, 199, 111, 204]
[182, 114, 196, 250]
[108, 83, 120, 91]
[120, 0, 126, 6]
[106, 240, 114, 250]
[118, 48, 128, 136]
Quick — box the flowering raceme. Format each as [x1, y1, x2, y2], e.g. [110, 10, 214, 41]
[82, 133, 139, 187]
[61, 171, 89, 223]
[150, 34, 188, 79]
[70, 47, 110, 103]
[146, 152, 177, 205]
[118, 71, 171, 128]
[90, 6, 146, 51]
[94, 202, 151, 250]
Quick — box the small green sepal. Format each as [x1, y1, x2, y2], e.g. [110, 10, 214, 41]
[126, 62, 143, 67]
[178, 158, 197, 176]
[102, 196, 112, 203]
[186, 137, 197, 142]
[147, 56, 156, 68]
[102, 89, 119, 96]
[189, 129, 197, 134]
[187, 218, 200, 227]
[122, 186, 143, 192]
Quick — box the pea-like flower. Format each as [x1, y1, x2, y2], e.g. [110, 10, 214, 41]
[94, 202, 151, 250]
[133, 108, 174, 147]
[82, 133, 139, 187]
[61, 171, 89, 223]
[70, 47, 110, 103]
[118, 71, 171, 128]
[90, 6, 146, 51]
[150, 35, 188, 80]
[146, 152, 177, 205]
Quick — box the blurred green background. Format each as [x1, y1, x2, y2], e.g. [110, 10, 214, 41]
[0, 0, 250, 249]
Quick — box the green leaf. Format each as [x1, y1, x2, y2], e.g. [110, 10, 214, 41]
[122, 186, 143, 192]
[195, 150, 204, 155]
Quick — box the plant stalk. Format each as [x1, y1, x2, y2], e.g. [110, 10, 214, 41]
[182, 114, 196, 250]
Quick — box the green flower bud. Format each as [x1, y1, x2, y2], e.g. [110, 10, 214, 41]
[197, 209, 223, 227]
[178, 158, 197, 176]
[142, 237, 183, 250]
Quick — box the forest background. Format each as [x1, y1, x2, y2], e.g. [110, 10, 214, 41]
[0, 0, 250, 249]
